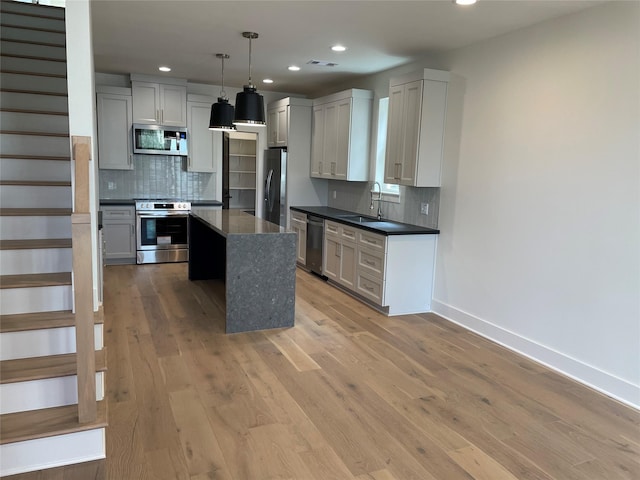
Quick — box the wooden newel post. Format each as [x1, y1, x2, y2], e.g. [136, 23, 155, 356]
[71, 136, 97, 423]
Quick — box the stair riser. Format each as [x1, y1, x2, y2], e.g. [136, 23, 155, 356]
[0, 91, 68, 112]
[0, 248, 72, 275]
[0, 1, 65, 19]
[1, 12, 66, 31]
[0, 54, 67, 76]
[0, 25, 66, 47]
[0, 158, 70, 182]
[0, 324, 104, 361]
[0, 40, 65, 60]
[0, 216, 71, 241]
[0, 372, 104, 415]
[0, 110, 69, 135]
[1, 72, 68, 95]
[0, 133, 70, 157]
[0, 285, 72, 316]
[0, 428, 105, 477]
[0, 185, 72, 208]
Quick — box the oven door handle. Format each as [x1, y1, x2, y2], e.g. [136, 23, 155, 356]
[136, 212, 189, 217]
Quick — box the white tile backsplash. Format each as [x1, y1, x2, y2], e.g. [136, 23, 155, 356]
[326, 180, 439, 228]
[99, 155, 216, 200]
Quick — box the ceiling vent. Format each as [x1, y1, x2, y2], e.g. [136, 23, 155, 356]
[307, 60, 338, 67]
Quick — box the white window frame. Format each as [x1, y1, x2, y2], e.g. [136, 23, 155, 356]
[373, 97, 400, 203]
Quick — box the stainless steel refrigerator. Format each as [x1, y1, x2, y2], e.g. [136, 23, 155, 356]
[263, 148, 287, 227]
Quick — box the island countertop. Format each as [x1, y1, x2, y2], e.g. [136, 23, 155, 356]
[191, 208, 286, 236]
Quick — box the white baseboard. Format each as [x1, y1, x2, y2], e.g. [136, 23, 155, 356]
[431, 299, 640, 410]
[0, 428, 105, 477]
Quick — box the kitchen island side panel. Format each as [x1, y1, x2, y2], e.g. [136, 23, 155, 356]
[225, 232, 296, 333]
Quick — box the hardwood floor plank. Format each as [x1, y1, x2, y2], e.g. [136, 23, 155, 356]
[96, 264, 639, 480]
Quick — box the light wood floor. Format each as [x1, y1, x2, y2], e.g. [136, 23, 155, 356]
[12, 263, 640, 479]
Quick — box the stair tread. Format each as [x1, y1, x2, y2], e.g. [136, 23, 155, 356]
[0, 130, 69, 137]
[0, 107, 68, 115]
[0, 87, 67, 96]
[0, 400, 107, 445]
[0, 180, 71, 187]
[0, 309, 104, 333]
[0, 24, 65, 36]
[0, 154, 70, 161]
[0, 38, 66, 49]
[0, 238, 72, 249]
[0, 272, 71, 289]
[1, 69, 66, 78]
[1, 349, 106, 384]
[0, 207, 72, 216]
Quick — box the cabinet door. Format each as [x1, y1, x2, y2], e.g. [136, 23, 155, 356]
[291, 222, 306, 265]
[267, 108, 278, 147]
[97, 93, 133, 170]
[103, 223, 135, 260]
[132, 82, 160, 124]
[160, 84, 187, 127]
[275, 106, 288, 146]
[323, 102, 338, 178]
[399, 80, 422, 185]
[384, 84, 405, 183]
[334, 99, 351, 180]
[323, 234, 340, 281]
[338, 240, 357, 289]
[187, 101, 220, 173]
[310, 105, 325, 177]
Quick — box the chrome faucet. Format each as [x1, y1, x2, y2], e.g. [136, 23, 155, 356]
[370, 181, 383, 220]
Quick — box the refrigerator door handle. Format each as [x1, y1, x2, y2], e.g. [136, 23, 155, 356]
[265, 168, 274, 210]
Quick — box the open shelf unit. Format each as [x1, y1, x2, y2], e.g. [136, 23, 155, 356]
[226, 132, 257, 210]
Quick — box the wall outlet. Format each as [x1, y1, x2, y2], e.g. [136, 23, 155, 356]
[420, 202, 429, 215]
[332, 190, 337, 199]
[107, 181, 116, 190]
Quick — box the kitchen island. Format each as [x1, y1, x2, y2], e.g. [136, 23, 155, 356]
[189, 209, 296, 333]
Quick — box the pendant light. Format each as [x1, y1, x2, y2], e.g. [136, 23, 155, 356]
[233, 32, 265, 127]
[209, 53, 236, 131]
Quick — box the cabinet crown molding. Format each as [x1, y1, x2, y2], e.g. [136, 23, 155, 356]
[130, 73, 187, 87]
[390, 68, 450, 87]
[268, 96, 312, 109]
[312, 88, 373, 106]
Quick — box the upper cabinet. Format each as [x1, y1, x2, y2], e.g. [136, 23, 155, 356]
[384, 68, 450, 187]
[267, 102, 288, 147]
[131, 77, 187, 127]
[186, 96, 221, 173]
[96, 86, 133, 170]
[310, 88, 372, 181]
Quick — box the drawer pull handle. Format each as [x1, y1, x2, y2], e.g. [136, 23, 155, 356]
[364, 284, 374, 292]
[365, 260, 375, 266]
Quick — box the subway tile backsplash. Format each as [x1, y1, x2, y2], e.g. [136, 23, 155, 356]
[326, 180, 440, 229]
[99, 155, 216, 200]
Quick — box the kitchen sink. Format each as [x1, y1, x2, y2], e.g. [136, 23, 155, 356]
[339, 214, 381, 223]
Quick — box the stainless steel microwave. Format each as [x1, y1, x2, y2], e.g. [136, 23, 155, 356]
[132, 124, 188, 156]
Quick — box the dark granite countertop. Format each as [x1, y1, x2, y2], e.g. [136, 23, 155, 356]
[100, 199, 223, 207]
[191, 208, 288, 237]
[290, 206, 440, 235]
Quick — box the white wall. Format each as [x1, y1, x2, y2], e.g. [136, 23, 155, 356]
[432, 2, 639, 407]
[65, 0, 100, 308]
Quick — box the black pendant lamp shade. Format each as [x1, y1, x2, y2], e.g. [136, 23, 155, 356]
[234, 85, 265, 126]
[209, 53, 236, 131]
[233, 32, 266, 127]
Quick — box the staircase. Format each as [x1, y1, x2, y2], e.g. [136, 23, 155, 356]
[0, 1, 106, 476]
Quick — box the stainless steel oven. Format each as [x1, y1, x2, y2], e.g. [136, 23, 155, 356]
[135, 200, 191, 264]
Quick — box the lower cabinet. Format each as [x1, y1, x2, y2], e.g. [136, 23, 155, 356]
[323, 219, 437, 315]
[289, 211, 307, 265]
[101, 205, 136, 264]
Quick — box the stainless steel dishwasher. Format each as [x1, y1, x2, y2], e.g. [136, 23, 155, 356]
[306, 215, 324, 275]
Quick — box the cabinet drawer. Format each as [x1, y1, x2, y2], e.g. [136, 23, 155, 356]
[358, 230, 386, 251]
[357, 246, 385, 280]
[290, 211, 306, 224]
[341, 226, 357, 242]
[102, 206, 135, 223]
[356, 272, 384, 305]
[325, 220, 340, 236]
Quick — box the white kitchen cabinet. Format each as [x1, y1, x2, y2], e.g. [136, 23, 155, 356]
[267, 103, 288, 147]
[187, 99, 222, 173]
[96, 88, 133, 170]
[101, 205, 136, 264]
[310, 89, 372, 181]
[132, 80, 187, 127]
[323, 218, 437, 315]
[290, 211, 307, 265]
[384, 68, 450, 187]
[323, 220, 357, 289]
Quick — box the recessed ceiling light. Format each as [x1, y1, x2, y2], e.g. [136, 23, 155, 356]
[263, 78, 274, 84]
[454, 0, 477, 5]
[331, 45, 347, 52]
[158, 66, 171, 72]
[288, 65, 300, 71]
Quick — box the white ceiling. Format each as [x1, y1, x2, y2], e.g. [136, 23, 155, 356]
[90, 0, 604, 96]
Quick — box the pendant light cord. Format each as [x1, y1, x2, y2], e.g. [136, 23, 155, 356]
[248, 35, 253, 87]
[220, 55, 227, 100]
